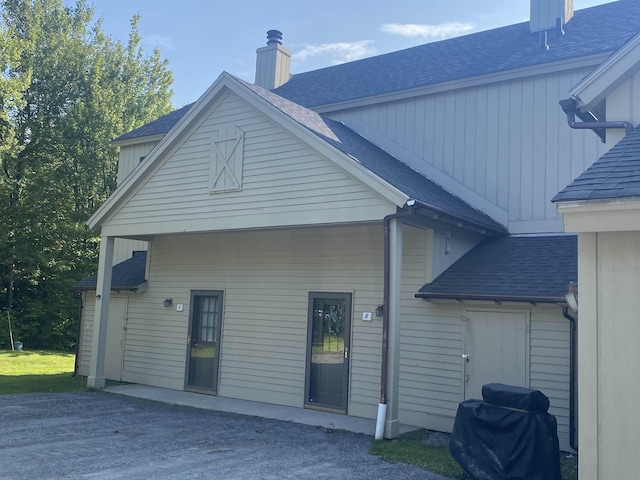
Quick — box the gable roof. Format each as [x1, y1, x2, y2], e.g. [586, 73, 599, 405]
[236, 78, 505, 233]
[553, 124, 640, 202]
[273, 1, 640, 108]
[416, 235, 576, 303]
[114, 1, 640, 143]
[113, 102, 194, 144]
[73, 251, 147, 291]
[90, 73, 506, 234]
[570, 31, 640, 111]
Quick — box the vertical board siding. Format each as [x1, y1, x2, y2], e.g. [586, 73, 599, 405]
[117, 141, 159, 184]
[113, 238, 148, 265]
[334, 67, 608, 230]
[107, 94, 393, 233]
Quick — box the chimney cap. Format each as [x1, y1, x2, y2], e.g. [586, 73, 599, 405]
[266, 30, 283, 46]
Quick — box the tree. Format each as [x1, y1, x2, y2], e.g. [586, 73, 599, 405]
[0, 0, 174, 349]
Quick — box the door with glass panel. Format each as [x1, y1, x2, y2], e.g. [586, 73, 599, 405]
[305, 293, 351, 413]
[185, 291, 223, 393]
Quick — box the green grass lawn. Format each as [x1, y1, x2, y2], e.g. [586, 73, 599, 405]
[0, 350, 86, 394]
[370, 429, 578, 480]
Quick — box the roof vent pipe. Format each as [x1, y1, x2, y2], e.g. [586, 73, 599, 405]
[266, 29, 283, 46]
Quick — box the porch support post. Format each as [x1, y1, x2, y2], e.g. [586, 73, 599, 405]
[578, 232, 598, 478]
[87, 235, 114, 389]
[384, 218, 403, 438]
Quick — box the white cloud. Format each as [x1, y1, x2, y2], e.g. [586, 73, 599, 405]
[380, 22, 475, 40]
[144, 34, 174, 50]
[294, 40, 376, 65]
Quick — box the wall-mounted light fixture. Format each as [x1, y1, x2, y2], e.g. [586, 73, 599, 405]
[444, 229, 452, 254]
[565, 283, 578, 312]
[375, 305, 384, 318]
[163, 298, 173, 308]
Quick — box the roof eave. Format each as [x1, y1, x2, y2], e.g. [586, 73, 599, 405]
[570, 31, 640, 110]
[415, 292, 566, 305]
[72, 281, 147, 293]
[111, 134, 166, 148]
[310, 53, 611, 114]
[408, 199, 507, 235]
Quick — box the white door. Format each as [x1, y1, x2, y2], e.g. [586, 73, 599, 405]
[105, 296, 128, 381]
[463, 310, 528, 400]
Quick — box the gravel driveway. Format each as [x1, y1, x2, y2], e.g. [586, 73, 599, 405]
[0, 391, 452, 479]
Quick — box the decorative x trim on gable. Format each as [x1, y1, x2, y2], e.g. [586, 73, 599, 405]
[209, 125, 244, 193]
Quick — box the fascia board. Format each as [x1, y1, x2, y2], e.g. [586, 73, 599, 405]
[570, 32, 640, 109]
[557, 197, 640, 232]
[228, 80, 410, 208]
[88, 73, 237, 230]
[110, 134, 165, 148]
[312, 54, 610, 114]
[90, 72, 407, 231]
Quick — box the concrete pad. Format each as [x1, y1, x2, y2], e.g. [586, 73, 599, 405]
[105, 384, 416, 435]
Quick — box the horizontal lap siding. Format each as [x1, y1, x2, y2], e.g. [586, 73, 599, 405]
[108, 94, 392, 233]
[77, 293, 95, 377]
[399, 228, 465, 428]
[530, 310, 571, 445]
[396, 228, 572, 450]
[122, 225, 384, 409]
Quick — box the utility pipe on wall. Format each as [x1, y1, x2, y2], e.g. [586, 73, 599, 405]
[562, 307, 578, 451]
[559, 98, 633, 143]
[375, 208, 414, 440]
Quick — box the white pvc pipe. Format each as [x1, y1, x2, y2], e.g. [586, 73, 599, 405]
[375, 403, 387, 440]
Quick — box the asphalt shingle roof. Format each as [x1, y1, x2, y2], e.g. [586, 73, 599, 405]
[274, 1, 640, 107]
[73, 251, 147, 291]
[416, 235, 577, 303]
[113, 103, 194, 143]
[237, 77, 506, 233]
[114, 2, 640, 143]
[553, 124, 640, 202]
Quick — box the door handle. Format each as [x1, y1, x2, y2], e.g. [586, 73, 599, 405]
[462, 354, 470, 362]
[344, 348, 349, 359]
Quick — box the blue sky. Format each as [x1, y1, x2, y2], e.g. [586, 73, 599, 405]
[68, 0, 612, 108]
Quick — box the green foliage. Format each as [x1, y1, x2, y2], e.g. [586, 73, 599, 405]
[370, 428, 578, 480]
[371, 430, 465, 479]
[0, 349, 84, 393]
[0, 0, 174, 350]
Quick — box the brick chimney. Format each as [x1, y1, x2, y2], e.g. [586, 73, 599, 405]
[255, 30, 291, 90]
[530, 0, 574, 33]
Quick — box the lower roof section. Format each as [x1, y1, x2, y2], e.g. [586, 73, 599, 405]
[416, 234, 577, 304]
[72, 251, 147, 292]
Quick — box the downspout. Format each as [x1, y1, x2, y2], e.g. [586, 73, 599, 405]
[375, 207, 414, 440]
[559, 98, 633, 143]
[562, 307, 578, 451]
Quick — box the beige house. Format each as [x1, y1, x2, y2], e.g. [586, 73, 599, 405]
[553, 30, 640, 480]
[74, 1, 640, 453]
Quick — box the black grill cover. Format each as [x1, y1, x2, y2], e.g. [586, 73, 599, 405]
[449, 385, 561, 480]
[481, 383, 550, 412]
